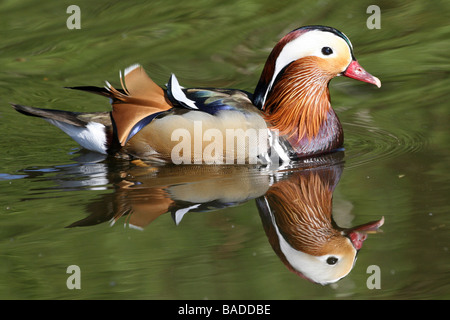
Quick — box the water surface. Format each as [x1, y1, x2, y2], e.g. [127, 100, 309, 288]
[0, 0, 449, 299]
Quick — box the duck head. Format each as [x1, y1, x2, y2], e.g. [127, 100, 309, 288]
[253, 25, 380, 142]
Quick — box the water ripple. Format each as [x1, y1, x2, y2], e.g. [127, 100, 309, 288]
[342, 121, 427, 169]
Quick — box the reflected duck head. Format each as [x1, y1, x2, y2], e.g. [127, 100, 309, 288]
[257, 169, 384, 285]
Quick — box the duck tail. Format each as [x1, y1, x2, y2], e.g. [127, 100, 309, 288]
[68, 64, 173, 146]
[11, 103, 111, 155]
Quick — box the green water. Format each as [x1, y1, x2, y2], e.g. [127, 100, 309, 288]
[0, 0, 449, 300]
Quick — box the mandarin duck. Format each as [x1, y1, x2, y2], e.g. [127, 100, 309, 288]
[12, 25, 380, 164]
[256, 159, 384, 285]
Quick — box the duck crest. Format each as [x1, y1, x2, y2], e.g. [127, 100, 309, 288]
[263, 57, 332, 142]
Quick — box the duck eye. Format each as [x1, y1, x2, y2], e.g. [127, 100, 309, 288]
[326, 257, 338, 265]
[321, 47, 333, 56]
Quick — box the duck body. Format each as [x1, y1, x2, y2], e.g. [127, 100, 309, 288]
[12, 25, 380, 164]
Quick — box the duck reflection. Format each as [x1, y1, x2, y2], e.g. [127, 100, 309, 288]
[256, 161, 384, 285]
[68, 162, 271, 228]
[66, 151, 383, 284]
